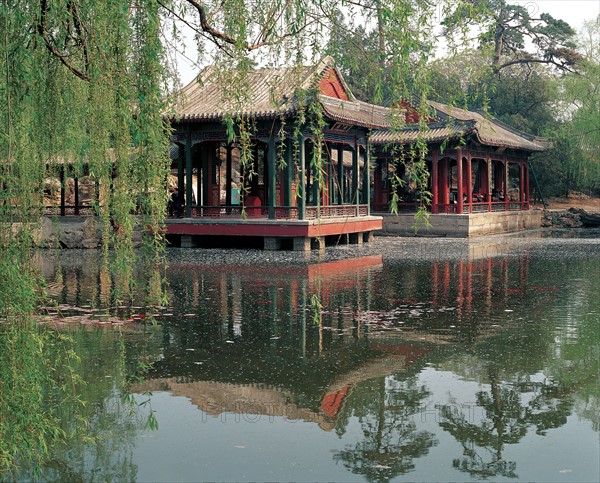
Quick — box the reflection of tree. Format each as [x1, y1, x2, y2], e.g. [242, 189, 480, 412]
[18, 329, 161, 481]
[334, 377, 437, 482]
[439, 367, 573, 479]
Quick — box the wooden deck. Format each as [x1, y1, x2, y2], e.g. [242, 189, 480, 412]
[165, 214, 382, 251]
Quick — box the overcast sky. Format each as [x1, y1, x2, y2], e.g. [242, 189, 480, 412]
[175, 1, 600, 85]
[513, 0, 599, 30]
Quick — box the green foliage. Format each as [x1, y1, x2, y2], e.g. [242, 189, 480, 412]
[0, 248, 87, 477]
[0, 0, 171, 475]
[442, 0, 581, 74]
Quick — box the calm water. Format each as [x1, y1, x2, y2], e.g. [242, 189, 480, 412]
[28, 232, 600, 481]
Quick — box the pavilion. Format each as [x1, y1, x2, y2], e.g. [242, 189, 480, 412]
[42, 57, 548, 244]
[370, 101, 548, 236]
[166, 56, 386, 250]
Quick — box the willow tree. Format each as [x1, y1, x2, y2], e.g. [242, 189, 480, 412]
[1, 0, 471, 474]
[1, 0, 170, 475]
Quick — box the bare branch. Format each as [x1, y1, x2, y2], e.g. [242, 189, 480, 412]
[37, 0, 90, 81]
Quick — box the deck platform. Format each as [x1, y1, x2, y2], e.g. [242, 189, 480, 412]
[165, 215, 383, 251]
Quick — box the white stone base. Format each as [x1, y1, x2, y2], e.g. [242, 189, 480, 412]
[380, 210, 543, 237]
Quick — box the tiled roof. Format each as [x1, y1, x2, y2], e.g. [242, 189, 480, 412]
[173, 58, 546, 152]
[427, 101, 548, 152]
[371, 121, 472, 145]
[372, 101, 547, 152]
[173, 56, 392, 128]
[320, 95, 391, 129]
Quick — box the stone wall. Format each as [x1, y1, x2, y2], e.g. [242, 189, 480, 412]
[541, 209, 584, 229]
[39, 216, 102, 248]
[379, 210, 543, 238]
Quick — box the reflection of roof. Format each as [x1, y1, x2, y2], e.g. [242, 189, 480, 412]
[138, 379, 337, 431]
[326, 354, 410, 393]
[173, 56, 391, 129]
[371, 101, 548, 152]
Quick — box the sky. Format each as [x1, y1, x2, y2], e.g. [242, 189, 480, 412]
[175, 0, 600, 85]
[510, 0, 599, 31]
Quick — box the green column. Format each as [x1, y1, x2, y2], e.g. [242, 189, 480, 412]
[225, 143, 232, 206]
[268, 135, 276, 219]
[352, 138, 359, 205]
[177, 143, 184, 197]
[185, 131, 193, 218]
[297, 135, 305, 220]
[202, 143, 209, 209]
[311, 142, 320, 209]
[283, 139, 292, 207]
[337, 144, 344, 204]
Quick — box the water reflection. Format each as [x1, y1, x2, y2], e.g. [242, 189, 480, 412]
[35, 239, 600, 482]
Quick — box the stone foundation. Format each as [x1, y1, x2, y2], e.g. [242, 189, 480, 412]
[541, 209, 585, 229]
[380, 210, 543, 237]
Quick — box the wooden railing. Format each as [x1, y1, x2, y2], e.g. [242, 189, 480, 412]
[371, 203, 420, 213]
[185, 204, 369, 220]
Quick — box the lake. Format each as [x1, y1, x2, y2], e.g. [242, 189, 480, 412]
[23, 231, 600, 481]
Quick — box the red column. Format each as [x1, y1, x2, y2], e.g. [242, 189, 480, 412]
[440, 157, 449, 211]
[486, 155, 492, 212]
[504, 157, 509, 210]
[525, 157, 530, 209]
[431, 148, 439, 214]
[457, 149, 464, 214]
[466, 150, 472, 214]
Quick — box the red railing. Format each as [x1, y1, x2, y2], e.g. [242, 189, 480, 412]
[184, 204, 369, 220]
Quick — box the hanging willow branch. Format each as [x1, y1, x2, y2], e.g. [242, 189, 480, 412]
[37, 0, 90, 81]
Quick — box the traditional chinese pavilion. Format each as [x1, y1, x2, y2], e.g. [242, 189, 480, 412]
[167, 56, 386, 250]
[42, 57, 548, 244]
[371, 101, 548, 236]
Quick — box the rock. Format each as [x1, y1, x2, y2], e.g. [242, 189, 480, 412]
[60, 226, 85, 248]
[81, 217, 99, 240]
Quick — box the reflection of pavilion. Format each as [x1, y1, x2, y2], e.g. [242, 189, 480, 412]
[139, 344, 430, 432]
[137, 255, 437, 430]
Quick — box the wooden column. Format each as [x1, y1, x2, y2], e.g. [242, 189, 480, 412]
[196, 144, 201, 208]
[324, 145, 332, 206]
[457, 149, 464, 214]
[60, 167, 65, 216]
[352, 139, 359, 205]
[177, 143, 184, 201]
[74, 176, 79, 215]
[431, 148, 439, 214]
[363, 141, 370, 214]
[225, 143, 232, 206]
[504, 157, 509, 210]
[267, 135, 276, 219]
[373, 159, 382, 210]
[297, 135, 306, 220]
[520, 159, 525, 208]
[283, 139, 292, 207]
[525, 157, 530, 208]
[486, 154, 492, 212]
[185, 129, 193, 218]
[337, 144, 344, 204]
[466, 150, 472, 213]
[311, 142, 320, 209]
[202, 143, 209, 209]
